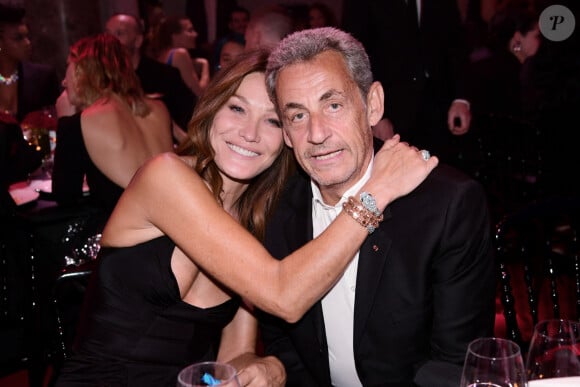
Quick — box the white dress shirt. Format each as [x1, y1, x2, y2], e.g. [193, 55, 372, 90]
[312, 159, 373, 386]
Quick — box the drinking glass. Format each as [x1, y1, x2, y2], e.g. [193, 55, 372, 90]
[526, 319, 580, 383]
[460, 337, 526, 387]
[177, 361, 240, 387]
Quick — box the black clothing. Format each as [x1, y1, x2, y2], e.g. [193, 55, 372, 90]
[136, 56, 196, 132]
[0, 119, 42, 189]
[51, 113, 123, 213]
[468, 50, 524, 120]
[56, 235, 240, 387]
[342, 0, 471, 165]
[17, 61, 61, 122]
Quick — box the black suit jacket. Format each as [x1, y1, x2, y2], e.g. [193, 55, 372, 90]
[259, 141, 496, 386]
[16, 61, 60, 122]
[342, 0, 470, 159]
[136, 56, 196, 131]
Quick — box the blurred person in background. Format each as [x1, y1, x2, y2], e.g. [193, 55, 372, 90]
[0, 3, 60, 122]
[342, 0, 473, 170]
[52, 33, 173, 226]
[244, 6, 293, 51]
[307, 2, 338, 29]
[212, 6, 250, 73]
[467, 6, 541, 121]
[150, 15, 210, 98]
[105, 13, 195, 145]
[216, 37, 245, 73]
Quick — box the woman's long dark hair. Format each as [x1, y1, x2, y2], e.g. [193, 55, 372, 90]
[177, 48, 295, 241]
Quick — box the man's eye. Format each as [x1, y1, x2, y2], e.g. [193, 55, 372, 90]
[291, 112, 305, 122]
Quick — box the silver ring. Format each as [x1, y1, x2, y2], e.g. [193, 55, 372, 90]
[420, 150, 431, 161]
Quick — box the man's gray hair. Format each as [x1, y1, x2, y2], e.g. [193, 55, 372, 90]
[265, 27, 373, 109]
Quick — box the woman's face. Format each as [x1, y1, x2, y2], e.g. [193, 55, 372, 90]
[219, 41, 244, 70]
[210, 72, 284, 184]
[173, 19, 198, 49]
[0, 23, 31, 62]
[62, 60, 82, 108]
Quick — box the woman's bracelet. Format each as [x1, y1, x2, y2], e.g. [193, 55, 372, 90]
[342, 194, 384, 234]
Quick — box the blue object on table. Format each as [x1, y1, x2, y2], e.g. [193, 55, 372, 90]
[202, 372, 221, 385]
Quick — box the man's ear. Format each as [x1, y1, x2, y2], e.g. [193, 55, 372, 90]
[366, 81, 385, 127]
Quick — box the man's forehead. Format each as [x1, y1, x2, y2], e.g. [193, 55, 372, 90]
[108, 16, 138, 32]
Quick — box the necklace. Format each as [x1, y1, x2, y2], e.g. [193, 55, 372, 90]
[0, 70, 19, 85]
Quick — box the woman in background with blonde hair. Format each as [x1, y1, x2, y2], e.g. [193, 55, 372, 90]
[52, 33, 173, 219]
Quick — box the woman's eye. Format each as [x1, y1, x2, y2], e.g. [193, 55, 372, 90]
[268, 118, 282, 128]
[229, 104, 244, 113]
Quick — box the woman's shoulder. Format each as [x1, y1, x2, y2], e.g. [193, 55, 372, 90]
[144, 97, 170, 117]
[138, 153, 196, 180]
[81, 98, 126, 130]
[170, 48, 193, 64]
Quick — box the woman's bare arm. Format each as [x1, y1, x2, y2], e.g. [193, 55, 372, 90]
[102, 137, 438, 322]
[172, 48, 206, 97]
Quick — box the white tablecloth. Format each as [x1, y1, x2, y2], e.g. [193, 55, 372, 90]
[9, 178, 88, 205]
[528, 376, 580, 386]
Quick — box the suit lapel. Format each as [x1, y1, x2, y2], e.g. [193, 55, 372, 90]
[282, 177, 332, 382]
[353, 206, 393, 350]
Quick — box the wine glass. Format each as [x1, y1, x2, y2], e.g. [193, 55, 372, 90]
[177, 361, 240, 387]
[526, 319, 580, 385]
[460, 337, 527, 387]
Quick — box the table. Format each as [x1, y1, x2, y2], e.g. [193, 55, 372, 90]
[2, 181, 101, 386]
[528, 376, 580, 386]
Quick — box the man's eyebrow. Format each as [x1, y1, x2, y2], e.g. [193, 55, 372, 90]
[282, 102, 305, 113]
[320, 89, 344, 101]
[282, 89, 345, 113]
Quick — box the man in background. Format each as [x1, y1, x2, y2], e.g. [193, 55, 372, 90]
[105, 13, 196, 144]
[244, 6, 293, 51]
[342, 0, 472, 168]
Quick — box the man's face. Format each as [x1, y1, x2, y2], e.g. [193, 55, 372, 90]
[276, 50, 374, 203]
[229, 11, 249, 35]
[105, 15, 141, 54]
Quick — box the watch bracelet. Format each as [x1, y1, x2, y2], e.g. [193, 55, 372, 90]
[342, 196, 384, 234]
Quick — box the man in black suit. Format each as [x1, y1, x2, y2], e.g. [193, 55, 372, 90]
[105, 13, 196, 143]
[258, 27, 495, 386]
[342, 0, 472, 167]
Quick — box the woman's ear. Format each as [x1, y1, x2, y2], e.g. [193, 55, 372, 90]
[366, 81, 385, 127]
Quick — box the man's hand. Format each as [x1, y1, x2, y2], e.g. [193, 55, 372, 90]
[236, 355, 286, 387]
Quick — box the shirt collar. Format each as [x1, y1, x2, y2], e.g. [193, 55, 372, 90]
[311, 157, 374, 209]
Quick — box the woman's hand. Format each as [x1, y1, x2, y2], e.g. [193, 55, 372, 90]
[362, 134, 439, 210]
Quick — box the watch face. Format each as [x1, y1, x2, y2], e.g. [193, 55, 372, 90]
[360, 192, 379, 215]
